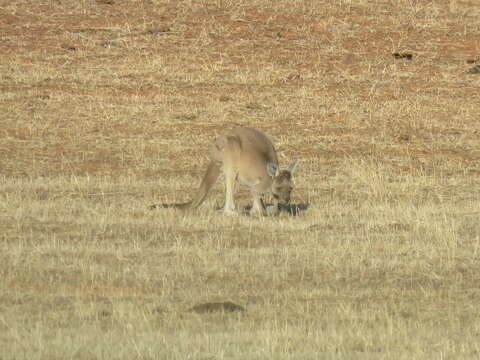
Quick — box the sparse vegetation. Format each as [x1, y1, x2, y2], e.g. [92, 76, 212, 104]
[1, 0, 479, 358]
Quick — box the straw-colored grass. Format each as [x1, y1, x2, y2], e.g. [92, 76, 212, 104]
[1, 0, 479, 358]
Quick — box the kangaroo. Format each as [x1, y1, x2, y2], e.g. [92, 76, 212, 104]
[154, 127, 299, 216]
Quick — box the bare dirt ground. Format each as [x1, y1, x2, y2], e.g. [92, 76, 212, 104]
[1, 0, 480, 358]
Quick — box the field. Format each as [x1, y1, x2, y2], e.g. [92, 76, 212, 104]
[1, 0, 480, 358]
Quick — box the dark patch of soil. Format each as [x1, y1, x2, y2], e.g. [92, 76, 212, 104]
[190, 301, 246, 314]
[392, 52, 413, 60]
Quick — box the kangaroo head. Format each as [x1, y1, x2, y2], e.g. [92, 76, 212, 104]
[266, 160, 299, 205]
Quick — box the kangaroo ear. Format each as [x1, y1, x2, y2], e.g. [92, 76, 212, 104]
[287, 160, 299, 174]
[266, 162, 279, 177]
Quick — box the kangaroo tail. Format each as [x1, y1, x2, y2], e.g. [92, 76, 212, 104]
[149, 202, 192, 210]
[190, 160, 222, 209]
[150, 161, 222, 210]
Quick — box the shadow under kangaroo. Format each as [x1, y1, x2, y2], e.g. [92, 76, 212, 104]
[150, 127, 302, 216]
[242, 202, 310, 216]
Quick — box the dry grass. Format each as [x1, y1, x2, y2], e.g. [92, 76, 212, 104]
[1, 0, 480, 358]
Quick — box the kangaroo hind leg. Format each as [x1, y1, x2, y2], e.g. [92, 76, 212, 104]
[223, 166, 238, 215]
